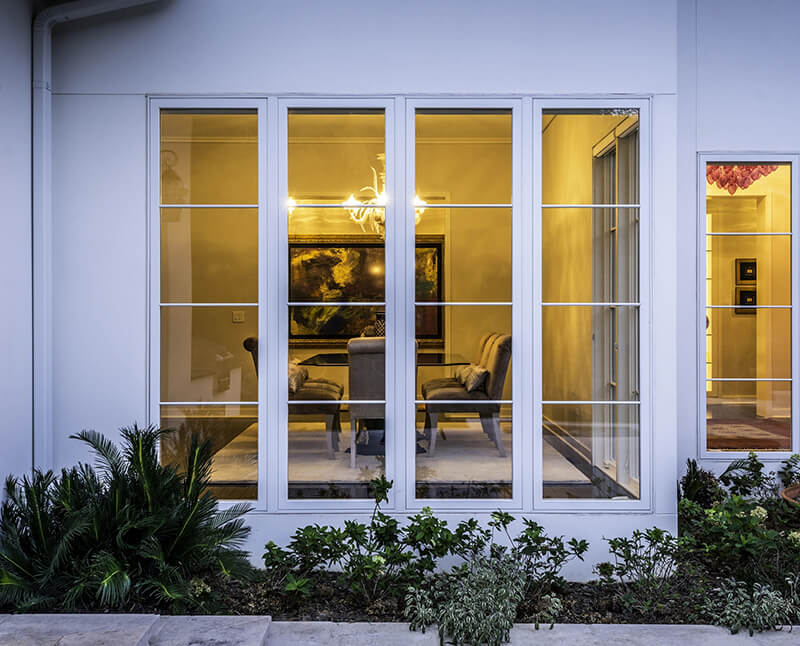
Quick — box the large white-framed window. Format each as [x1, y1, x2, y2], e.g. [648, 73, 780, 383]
[698, 153, 799, 459]
[277, 98, 397, 511]
[148, 97, 268, 507]
[533, 98, 652, 511]
[149, 95, 653, 513]
[404, 98, 524, 511]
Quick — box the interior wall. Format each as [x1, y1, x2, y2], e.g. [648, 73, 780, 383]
[0, 0, 34, 481]
[540, 114, 625, 433]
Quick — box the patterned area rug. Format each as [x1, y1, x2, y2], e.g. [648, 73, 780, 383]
[707, 418, 791, 450]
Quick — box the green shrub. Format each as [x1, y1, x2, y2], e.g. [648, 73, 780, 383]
[406, 511, 587, 644]
[595, 527, 693, 619]
[703, 577, 800, 635]
[718, 452, 774, 499]
[679, 496, 800, 589]
[678, 459, 724, 509]
[488, 511, 588, 603]
[262, 476, 487, 608]
[0, 425, 252, 611]
[406, 545, 526, 646]
[777, 454, 800, 489]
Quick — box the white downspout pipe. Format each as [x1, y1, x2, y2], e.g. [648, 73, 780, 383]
[33, 0, 162, 470]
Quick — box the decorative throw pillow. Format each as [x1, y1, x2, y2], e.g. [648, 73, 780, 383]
[288, 361, 309, 394]
[456, 363, 489, 393]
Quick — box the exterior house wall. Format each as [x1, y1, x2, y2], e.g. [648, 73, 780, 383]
[0, 0, 34, 482]
[676, 0, 800, 471]
[40, 0, 679, 576]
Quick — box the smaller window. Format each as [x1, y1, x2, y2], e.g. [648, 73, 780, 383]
[703, 161, 792, 452]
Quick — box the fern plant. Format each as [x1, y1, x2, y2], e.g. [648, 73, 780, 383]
[0, 424, 252, 611]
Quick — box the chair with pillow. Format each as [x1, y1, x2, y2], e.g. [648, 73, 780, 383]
[243, 337, 344, 459]
[420, 333, 511, 457]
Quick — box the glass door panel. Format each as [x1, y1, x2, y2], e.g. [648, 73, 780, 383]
[158, 108, 259, 500]
[287, 109, 387, 498]
[413, 108, 514, 500]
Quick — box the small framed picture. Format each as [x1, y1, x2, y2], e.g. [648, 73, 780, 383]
[735, 258, 757, 284]
[735, 286, 757, 315]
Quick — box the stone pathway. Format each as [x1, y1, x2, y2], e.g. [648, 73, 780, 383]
[267, 621, 800, 645]
[0, 614, 270, 646]
[1, 616, 798, 645]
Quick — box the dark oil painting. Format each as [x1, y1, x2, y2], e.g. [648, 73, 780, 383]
[289, 238, 442, 340]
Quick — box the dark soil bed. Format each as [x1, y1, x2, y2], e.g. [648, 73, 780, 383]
[213, 573, 705, 625]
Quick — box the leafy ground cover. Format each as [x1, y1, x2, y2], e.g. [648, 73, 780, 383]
[3, 426, 800, 644]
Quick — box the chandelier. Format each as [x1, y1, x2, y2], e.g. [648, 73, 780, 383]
[288, 154, 426, 239]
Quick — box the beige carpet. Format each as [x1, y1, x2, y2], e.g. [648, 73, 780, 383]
[209, 420, 589, 487]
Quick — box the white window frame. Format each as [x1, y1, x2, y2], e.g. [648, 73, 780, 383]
[403, 97, 524, 512]
[275, 97, 398, 512]
[532, 98, 653, 512]
[147, 94, 655, 514]
[697, 152, 800, 461]
[147, 96, 268, 510]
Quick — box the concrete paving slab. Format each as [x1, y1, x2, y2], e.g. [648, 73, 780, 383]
[267, 621, 800, 645]
[267, 621, 437, 645]
[0, 613, 160, 646]
[149, 615, 271, 646]
[511, 624, 800, 644]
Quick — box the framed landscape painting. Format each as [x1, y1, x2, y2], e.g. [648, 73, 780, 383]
[289, 235, 443, 342]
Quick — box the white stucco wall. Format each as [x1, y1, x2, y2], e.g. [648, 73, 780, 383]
[677, 0, 800, 470]
[43, 0, 679, 574]
[0, 0, 34, 482]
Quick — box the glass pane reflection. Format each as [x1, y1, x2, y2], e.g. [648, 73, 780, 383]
[415, 404, 512, 499]
[289, 404, 384, 499]
[160, 110, 258, 205]
[542, 404, 639, 499]
[160, 404, 257, 500]
[706, 381, 791, 451]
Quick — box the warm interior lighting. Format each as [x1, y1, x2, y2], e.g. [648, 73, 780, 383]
[287, 153, 425, 238]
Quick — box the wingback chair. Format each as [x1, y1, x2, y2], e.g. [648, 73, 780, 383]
[347, 336, 385, 468]
[243, 337, 344, 459]
[421, 333, 511, 457]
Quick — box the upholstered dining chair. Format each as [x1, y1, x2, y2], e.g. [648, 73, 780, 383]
[243, 337, 344, 459]
[347, 336, 385, 468]
[421, 333, 511, 458]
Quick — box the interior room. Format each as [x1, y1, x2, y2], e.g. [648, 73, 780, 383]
[704, 163, 792, 451]
[157, 107, 644, 501]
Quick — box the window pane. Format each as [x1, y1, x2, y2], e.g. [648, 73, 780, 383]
[289, 404, 384, 499]
[542, 306, 638, 402]
[542, 109, 639, 205]
[161, 306, 258, 402]
[542, 404, 639, 499]
[161, 404, 257, 500]
[706, 308, 791, 379]
[161, 208, 257, 303]
[415, 306, 512, 399]
[416, 209, 511, 303]
[415, 110, 511, 204]
[288, 331, 385, 403]
[706, 381, 791, 451]
[706, 163, 791, 232]
[288, 110, 385, 204]
[542, 208, 638, 303]
[160, 110, 257, 205]
[414, 403, 511, 499]
[706, 235, 790, 306]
